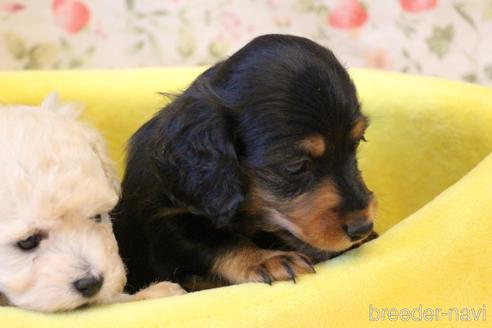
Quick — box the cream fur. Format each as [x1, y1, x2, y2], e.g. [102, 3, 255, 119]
[0, 94, 184, 312]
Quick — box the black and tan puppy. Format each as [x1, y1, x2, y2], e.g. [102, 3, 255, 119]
[114, 34, 377, 292]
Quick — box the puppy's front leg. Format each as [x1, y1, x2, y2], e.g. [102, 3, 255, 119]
[213, 245, 316, 285]
[144, 213, 316, 287]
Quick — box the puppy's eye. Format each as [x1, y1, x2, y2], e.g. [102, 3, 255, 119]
[17, 233, 43, 251]
[285, 159, 311, 175]
[91, 214, 103, 223]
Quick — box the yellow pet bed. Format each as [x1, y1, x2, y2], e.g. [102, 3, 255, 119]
[0, 68, 491, 327]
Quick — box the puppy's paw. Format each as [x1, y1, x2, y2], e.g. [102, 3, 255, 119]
[216, 248, 316, 285]
[132, 282, 186, 301]
[250, 251, 315, 284]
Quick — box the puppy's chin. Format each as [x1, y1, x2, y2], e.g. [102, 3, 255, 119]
[298, 236, 354, 254]
[10, 294, 87, 313]
[264, 209, 354, 252]
[271, 229, 353, 263]
[8, 282, 125, 312]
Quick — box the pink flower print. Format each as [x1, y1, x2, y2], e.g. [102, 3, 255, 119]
[52, 0, 90, 34]
[400, 0, 437, 12]
[364, 49, 392, 70]
[328, 0, 368, 29]
[0, 2, 25, 13]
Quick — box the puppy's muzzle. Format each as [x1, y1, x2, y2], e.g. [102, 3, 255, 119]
[73, 276, 103, 298]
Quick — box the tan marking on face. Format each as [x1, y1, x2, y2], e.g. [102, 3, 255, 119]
[367, 196, 378, 220]
[248, 181, 351, 251]
[247, 179, 377, 252]
[351, 117, 368, 140]
[245, 182, 308, 234]
[300, 135, 326, 158]
[283, 182, 351, 251]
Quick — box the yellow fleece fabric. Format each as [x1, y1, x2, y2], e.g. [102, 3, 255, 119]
[0, 68, 491, 327]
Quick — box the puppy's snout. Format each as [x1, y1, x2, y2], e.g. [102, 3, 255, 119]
[344, 220, 373, 241]
[73, 276, 103, 298]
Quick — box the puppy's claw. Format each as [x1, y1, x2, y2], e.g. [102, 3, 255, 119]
[257, 267, 273, 285]
[299, 255, 316, 273]
[235, 250, 316, 284]
[281, 260, 297, 283]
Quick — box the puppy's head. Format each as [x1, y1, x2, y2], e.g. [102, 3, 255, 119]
[151, 34, 375, 253]
[0, 94, 125, 312]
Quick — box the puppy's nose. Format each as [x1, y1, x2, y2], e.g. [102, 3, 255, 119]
[344, 221, 373, 241]
[73, 276, 103, 298]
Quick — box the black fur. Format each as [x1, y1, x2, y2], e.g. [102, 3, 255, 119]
[113, 34, 374, 292]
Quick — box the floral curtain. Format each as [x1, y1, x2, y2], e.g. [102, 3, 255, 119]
[1, 0, 491, 85]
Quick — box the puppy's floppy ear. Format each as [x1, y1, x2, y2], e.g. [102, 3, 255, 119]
[151, 94, 245, 227]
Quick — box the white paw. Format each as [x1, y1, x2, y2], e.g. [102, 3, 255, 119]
[132, 281, 186, 301]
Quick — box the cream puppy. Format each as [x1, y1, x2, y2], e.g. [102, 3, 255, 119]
[0, 94, 184, 312]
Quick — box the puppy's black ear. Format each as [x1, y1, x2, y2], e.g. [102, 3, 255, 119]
[151, 94, 245, 227]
